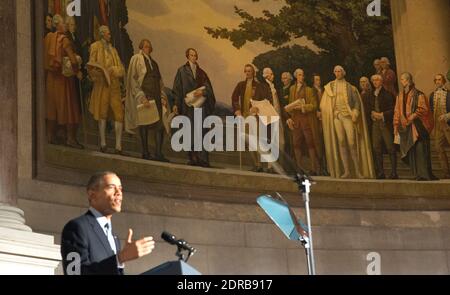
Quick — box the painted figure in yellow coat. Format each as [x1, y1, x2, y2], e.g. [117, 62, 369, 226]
[320, 66, 375, 179]
[87, 26, 125, 154]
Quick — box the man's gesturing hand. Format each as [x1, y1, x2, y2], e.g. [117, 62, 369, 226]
[118, 229, 155, 264]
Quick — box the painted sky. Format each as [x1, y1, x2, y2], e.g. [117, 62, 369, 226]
[126, 0, 316, 105]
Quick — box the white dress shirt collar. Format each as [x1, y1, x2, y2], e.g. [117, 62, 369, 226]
[188, 61, 198, 71]
[189, 61, 197, 78]
[374, 87, 382, 96]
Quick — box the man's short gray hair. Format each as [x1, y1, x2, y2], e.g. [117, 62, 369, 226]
[282, 72, 293, 81]
[371, 74, 383, 82]
[99, 25, 110, 38]
[52, 14, 64, 28]
[380, 57, 391, 65]
[373, 59, 381, 65]
[401, 72, 414, 85]
[263, 68, 273, 79]
[294, 68, 304, 78]
[334, 65, 346, 76]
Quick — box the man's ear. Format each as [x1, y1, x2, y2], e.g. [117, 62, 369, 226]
[87, 189, 96, 204]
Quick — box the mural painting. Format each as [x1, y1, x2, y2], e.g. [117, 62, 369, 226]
[42, 0, 450, 181]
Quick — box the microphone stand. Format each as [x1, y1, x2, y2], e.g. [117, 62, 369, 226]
[175, 240, 196, 263]
[175, 244, 185, 262]
[294, 172, 316, 275]
[185, 249, 195, 263]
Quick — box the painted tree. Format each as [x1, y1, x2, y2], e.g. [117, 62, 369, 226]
[206, 0, 395, 84]
[251, 45, 336, 85]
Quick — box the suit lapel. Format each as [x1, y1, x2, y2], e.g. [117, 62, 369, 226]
[86, 212, 114, 256]
[289, 85, 294, 103]
[377, 88, 384, 108]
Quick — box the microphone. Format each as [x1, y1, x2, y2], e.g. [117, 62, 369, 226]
[161, 231, 177, 245]
[161, 231, 197, 253]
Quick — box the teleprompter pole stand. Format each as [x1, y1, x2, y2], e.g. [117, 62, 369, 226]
[294, 173, 316, 275]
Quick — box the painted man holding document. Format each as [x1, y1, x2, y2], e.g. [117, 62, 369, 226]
[231, 64, 268, 173]
[87, 26, 125, 155]
[173, 48, 216, 167]
[285, 69, 322, 175]
[253, 67, 282, 174]
[125, 39, 171, 162]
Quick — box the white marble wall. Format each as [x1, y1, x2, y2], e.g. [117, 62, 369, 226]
[391, 0, 450, 95]
[17, 195, 450, 275]
[16, 0, 34, 180]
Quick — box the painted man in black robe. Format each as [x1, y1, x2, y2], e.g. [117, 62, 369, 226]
[172, 48, 216, 167]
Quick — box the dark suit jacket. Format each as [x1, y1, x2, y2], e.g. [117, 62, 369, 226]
[61, 211, 123, 275]
[66, 32, 82, 56]
[369, 87, 395, 130]
[231, 79, 266, 113]
[361, 91, 373, 131]
[142, 56, 163, 116]
[259, 80, 275, 106]
[173, 62, 216, 119]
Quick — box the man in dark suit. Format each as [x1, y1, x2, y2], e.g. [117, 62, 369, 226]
[66, 16, 82, 57]
[61, 171, 155, 275]
[134, 39, 170, 162]
[44, 13, 54, 36]
[231, 64, 266, 118]
[172, 48, 216, 167]
[312, 73, 329, 176]
[369, 75, 398, 179]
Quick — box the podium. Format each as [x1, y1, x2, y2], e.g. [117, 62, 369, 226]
[141, 261, 202, 275]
